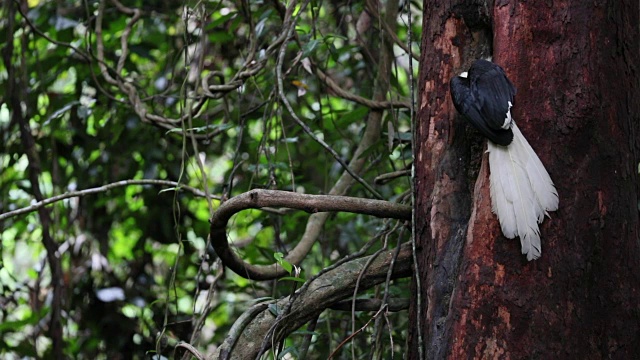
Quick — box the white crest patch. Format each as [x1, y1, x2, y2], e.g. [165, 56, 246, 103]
[502, 101, 513, 129]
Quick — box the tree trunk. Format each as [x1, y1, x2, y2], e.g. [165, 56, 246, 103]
[410, 1, 640, 358]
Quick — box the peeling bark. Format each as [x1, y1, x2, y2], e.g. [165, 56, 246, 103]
[411, 1, 640, 359]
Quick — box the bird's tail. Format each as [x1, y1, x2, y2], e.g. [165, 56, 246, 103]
[487, 123, 559, 260]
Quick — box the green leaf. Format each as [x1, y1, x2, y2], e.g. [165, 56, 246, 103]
[394, 131, 413, 142]
[209, 31, 235, 44]
[302, 39, 321, 57]
[251, 297, 275, 303]
[325, 34, 348, 41]
[165, 123, 233, 134]
[291, 330, 322, 336]
[273, 252, 293, 274]
[338, 106, 369, 124]
[0, 307, 48, 332]
[278, 346, 299, 359]
[158, 186, 181, 194]
[268, 303, 281, 316]
[280, 137, 299, 143]
[209, 12, 238, 29]
[273, 252, 284, 261]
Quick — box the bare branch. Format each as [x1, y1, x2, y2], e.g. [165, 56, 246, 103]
[374, 169, 411, 184]
[276, 83, 385, 199]
[364, 0, 419, 62]
[216, 302, 270, 360]
[214, 243, 412, 359]
[240, 0, 405, 290]
[314, 66, 411, 110]
[329, 298, 409, 312]
[186, 260, 225, 351]
[209, 189, 411, 280]
[3, 4, 64, 354]
[14, 2, 90, 62]
[328, 304, 387, 359]
[0, 180, 218, 222]
[274, 0, 384, 200]
[95, 0, 119, 86]
[173, 342, 205, 360]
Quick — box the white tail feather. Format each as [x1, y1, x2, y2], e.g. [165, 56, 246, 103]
[487, 122, 558, 260]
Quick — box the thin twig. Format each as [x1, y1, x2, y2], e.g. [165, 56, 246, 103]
[329, 298, 409, 312]
[186, 5, 215, 218]
[328, 305, 388, 360]
[274, 14, 383, 199]
[314, 66, 411, 110]
[373, 223, 406, 356]
[250, 243, 413, 359]
[349, 221, 399, 356]
[0, 179, 219, 222]
[218, 301, 271, 360]
[365, 0, 419, 62]
[374, 169, 411, 184]
[407, 0, 424, 356]
[185, 260, 225, 356]
[3, 4, 65, 354]
[13, 0, 90, 61]
[173, 342, 205, 360]
[256, 220, 393, 357]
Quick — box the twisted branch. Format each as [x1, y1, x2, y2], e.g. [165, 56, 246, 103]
[209, 189, 411, 280]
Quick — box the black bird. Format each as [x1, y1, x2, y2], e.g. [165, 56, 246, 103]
[450, 59, 558, 260]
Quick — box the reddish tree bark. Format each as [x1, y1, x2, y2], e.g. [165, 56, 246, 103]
[411, 1, 639, 359]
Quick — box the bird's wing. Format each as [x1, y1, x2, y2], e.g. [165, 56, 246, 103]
[450, 76, 514, 146]
[473, 64, 517, 131]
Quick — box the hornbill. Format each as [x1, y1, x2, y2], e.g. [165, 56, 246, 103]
[450, 59, 559, 260]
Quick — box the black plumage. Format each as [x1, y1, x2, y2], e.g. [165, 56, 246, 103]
[450, 59, 516, 146]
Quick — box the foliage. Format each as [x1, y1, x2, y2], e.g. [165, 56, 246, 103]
[0, 0, 420, 358]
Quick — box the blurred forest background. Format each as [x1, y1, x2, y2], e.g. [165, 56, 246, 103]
[0, 0, 420, 358]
